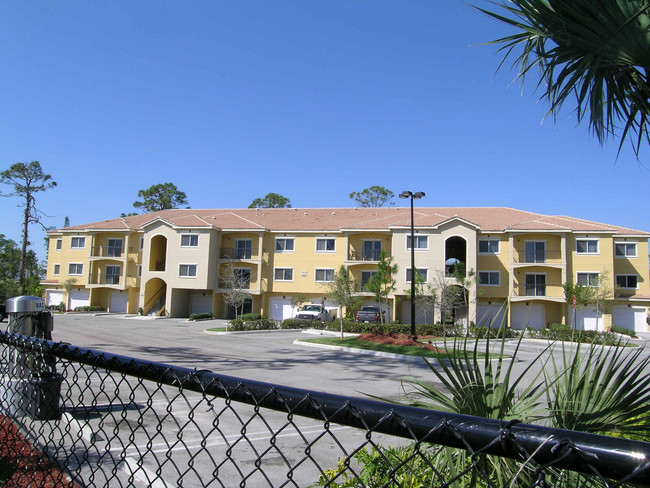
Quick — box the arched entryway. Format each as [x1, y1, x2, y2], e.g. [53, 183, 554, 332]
[143, 277, 167, 315]
[149, 235, 167, 272]
[444, 236, 467, 277]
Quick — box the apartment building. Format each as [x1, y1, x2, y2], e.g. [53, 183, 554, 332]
[41, 207, 650, 332]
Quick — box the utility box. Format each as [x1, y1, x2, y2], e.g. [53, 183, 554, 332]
[0, 295, 61, 420]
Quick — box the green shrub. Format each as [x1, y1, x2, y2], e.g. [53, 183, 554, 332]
[612, 325, 636, 337]
[239, 313, 262, 321]
[73, 306, 105, 312]
[279, 318, 306, 329]
[228, 318, 278, 331]
[189, 312, 213, 321]
[469, 325, 516, 339]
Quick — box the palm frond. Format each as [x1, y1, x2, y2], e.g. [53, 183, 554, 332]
[476, 0, 650, 158]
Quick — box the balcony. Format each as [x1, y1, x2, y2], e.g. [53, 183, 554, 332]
[512, 250, 563, 265]
[219, 247, 259, 260]
[88, 274, 121, 286]
[90, 246, 131, 259]
[347, 250, 390, 262]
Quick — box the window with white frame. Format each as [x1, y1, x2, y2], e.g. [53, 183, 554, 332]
[275, 238, 294, 252]
[577, 272, 600, 287]
[316, 238, 335, 252]
[315, 268, 335, 282]
[53, 264, 60, 275]
[70, 237, 86, 249]
[616, 274, 638, 289]
[234, 239, 252, 259]
[274, 268, 293, 281]
[55, 239, 62, 251]
[478, 239, 499, 254]
[181, 234, 199, 247]
[105, 265, 121, 285]
[179, 264, 197, 277]
[68, 263, 83, 275]
[406, 268, 428, 283]
[478, 271, 500, 286]
[361, 270, 377, 290]
[234, 268, 251, 288]
[576, 239, 599, 254]
[525, 273, 546, 296]
[406, 235, 428, 250]
[615, 242, 637, 258]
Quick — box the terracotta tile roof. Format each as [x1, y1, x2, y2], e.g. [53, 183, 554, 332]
[51, 207, 649, 236]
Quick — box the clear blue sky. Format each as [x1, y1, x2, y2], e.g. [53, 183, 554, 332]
[1, 1, 648, 262]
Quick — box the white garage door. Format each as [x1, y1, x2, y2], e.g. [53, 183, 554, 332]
[190, 294, 212, 315]
[476, 304, 508, 328]
[46, 290, 63, 307]
[612, 306, 647, 333]
[511, 303, 545, 330]
[109, 292, 128, 313]
[401, 301, 433, 325]
[269, 298, 293, 321]
[573, 307, 600, 331]
[69, 290, 90, 311]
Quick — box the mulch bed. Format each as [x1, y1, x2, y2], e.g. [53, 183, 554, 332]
[358, 333, 448, 353]
[0, 415, 81, 488]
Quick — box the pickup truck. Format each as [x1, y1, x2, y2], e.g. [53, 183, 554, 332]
[355, 306, 381, 323]
[295, 304, 331, 321]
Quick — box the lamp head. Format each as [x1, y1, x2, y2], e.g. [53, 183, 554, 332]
[399, 191, 412, 199]
[413, 191, 425, 199]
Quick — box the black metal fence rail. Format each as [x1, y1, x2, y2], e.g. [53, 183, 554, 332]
[0, 331, 649, 487]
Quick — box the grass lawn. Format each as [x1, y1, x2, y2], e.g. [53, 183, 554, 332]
[302, 336, 488, 359]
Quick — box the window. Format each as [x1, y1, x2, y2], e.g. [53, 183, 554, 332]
[316, 238, 336, 252]
[233, 268, 251, 288]
[315, 269, 335, 282]
[577, 272, 600, 287]
[138, 265, 142, 278]
[55, 239, 62, 251]
[274, 268, 293, 281]
[361, 270, 377, 290]
[179, 264, 197, 277]
[53, 264, 60, 275]
[68, 263, 83, 275]
[478, 271, 500, 286]
[234, 239, 252, 259]
[275, 238, 294, 252]
[576, 239, 599, 254]
[616, 274, 638, 289]
[70, 237, 86, 249]
[615, 242, 637, 257]
[140, 237, 144, 250]
[362, 240, 382, 261]
[406, 268, 428, 283]
[525, 241, 545, 263]
[478, 240, 499, 254]
[105, 265, 120, 285]
[181, 234, 199, 247]
[107, 238, 122, 257]
[525, 274, 546, 296]
[406, 235, 428, 250]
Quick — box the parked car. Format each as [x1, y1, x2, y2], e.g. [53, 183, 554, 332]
[295, 304, 332, 321]
[355, 306, 381, 323]
[0, 303, 5, 322]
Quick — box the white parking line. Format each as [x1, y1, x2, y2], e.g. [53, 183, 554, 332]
[113, 424, 353, 456]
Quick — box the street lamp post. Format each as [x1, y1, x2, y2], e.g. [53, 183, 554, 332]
[399, 190, 425, 339]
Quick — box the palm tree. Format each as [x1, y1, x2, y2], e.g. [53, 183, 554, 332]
[478, 0, 650, 158]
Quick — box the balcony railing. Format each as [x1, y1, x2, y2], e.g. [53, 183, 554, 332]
[220, 248, 259, 260]
[90, 246, 132, 258]
[88, 274, 121, 285]
[512, 250, 562, 264]
[348, 250, 390, 262]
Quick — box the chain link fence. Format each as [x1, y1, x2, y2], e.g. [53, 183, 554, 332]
[0, 331, 649, 487]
